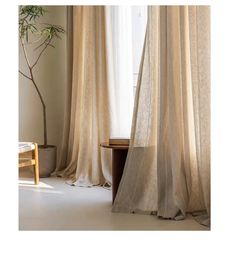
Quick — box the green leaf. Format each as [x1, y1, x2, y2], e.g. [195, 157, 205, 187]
[19, 6, 65, 50]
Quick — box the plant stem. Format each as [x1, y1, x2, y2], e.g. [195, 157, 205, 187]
[32, 38, 52, 69]
[19, 70, 32, 81]
[20, 37, 48, 147]
[30, 71, 48, 147]
[20, 38, 31, 67]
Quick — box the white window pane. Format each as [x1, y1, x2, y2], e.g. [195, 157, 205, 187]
[132, 6, 148, 95]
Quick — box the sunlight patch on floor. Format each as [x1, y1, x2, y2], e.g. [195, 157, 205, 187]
[19, 179, 53, 188]
[19, 179, 65, 194]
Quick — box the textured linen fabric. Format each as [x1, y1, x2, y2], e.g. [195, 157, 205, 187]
[113, 6, 210, 226]
[55, 6, 112, 186]
[54, 6, 73, 171]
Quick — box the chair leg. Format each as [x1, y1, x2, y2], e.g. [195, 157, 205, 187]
[34, 143, 39, 185]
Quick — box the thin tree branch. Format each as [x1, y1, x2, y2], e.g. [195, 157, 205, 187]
[34, 37, 48, 51]
[30, 74, 48, 146]
[25, 35, 44, 45]
[19, 70, 32, 81]
[29, 69, 46, 109]
[32, 38, 52, 69]
[20, 37, 31, 68]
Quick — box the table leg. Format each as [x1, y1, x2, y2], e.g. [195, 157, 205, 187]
[112, 149, 128, 203]
[33, 143, 39, 185]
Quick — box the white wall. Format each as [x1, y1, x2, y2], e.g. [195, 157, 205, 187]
[19, 6, 67, 154]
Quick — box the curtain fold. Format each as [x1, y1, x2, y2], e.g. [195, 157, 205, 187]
[54, 6, 73, 171]
[55, 6, 112, 186]
[113, 6, 210, 226]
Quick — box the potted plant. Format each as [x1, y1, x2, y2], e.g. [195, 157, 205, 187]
[19, 5, 65, 177]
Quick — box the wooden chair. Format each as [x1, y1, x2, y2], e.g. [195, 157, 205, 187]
[18, 142, 39, 185]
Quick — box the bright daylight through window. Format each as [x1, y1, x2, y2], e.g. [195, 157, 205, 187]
[106, 6, 147, 139]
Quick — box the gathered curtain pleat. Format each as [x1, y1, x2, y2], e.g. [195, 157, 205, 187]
[55, 6, 112, 186]
[113, 6, 210, 226]
[55, 6, 73, 172]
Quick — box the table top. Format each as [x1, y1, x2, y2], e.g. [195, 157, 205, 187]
[100, 142, 129, 150]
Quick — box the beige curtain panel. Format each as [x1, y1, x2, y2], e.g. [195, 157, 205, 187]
[55, 6, 73, 172]
[113, 6, 210, 226]
[55, 6, 112, 186]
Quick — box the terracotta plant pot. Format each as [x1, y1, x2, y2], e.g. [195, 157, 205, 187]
[38, 145, 57, 178]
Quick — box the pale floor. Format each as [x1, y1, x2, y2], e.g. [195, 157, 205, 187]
[19, 176, 209, 231]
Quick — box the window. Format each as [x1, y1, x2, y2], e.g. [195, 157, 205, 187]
[131, 6, 147, 95]
[106, 6, 147, 138]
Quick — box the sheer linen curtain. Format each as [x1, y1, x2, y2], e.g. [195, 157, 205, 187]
[55, 6, 73, 171]
[56, 6, 112, 186]
[113, 6, 210, 226]
[55, 6, 135, 185]
[105, 6, 134, 138]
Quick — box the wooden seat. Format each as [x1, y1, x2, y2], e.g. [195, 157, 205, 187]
[19, 142, 39, 185]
